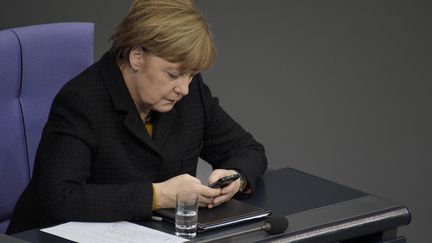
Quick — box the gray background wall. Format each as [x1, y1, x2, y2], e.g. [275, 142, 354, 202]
[1, 0, 430, 241]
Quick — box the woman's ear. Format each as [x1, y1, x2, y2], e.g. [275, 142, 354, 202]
[129, 46, 144, 71]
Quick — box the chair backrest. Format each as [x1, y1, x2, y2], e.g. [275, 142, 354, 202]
[0, 22, 94, 233]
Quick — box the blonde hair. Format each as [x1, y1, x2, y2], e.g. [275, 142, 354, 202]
[111, 0, 215, 72]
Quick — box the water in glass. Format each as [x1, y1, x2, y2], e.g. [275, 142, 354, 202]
[175, 209, 197, 238]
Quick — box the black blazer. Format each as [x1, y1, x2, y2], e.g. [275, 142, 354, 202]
[7, 52, 267, 234]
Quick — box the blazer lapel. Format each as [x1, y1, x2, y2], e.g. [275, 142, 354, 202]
[123, 112, 161, 154]
[99, 51, 161, 155]
[153, 109, 177, 148]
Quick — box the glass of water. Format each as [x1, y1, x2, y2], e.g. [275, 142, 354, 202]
[175, 191, 199, 238]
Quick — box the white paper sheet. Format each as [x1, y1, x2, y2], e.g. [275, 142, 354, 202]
[41, 221, 188, 243]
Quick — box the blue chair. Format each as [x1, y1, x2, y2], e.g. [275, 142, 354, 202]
[0, 22, 94, 233]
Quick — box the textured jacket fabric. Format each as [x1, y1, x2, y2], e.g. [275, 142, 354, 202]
[7, 52, 267, 234]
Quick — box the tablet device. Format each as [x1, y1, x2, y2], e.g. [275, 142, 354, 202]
[156, 199, 271, 232]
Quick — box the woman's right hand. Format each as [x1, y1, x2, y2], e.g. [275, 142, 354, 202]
[153, 174, 221, 209]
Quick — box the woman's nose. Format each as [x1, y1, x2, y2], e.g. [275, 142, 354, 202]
[174, 77, 190, 96]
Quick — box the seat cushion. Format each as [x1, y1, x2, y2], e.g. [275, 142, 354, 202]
[0, 29, 30, 233]
[0, 23, 94, 233]
[14, 23, 94, 175]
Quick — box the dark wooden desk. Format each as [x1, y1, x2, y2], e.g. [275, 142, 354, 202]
[12, 167, 411, 243]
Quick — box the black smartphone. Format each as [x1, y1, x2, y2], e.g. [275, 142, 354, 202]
[209, 173, 240, 188]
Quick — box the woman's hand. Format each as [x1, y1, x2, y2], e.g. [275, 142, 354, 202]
[153, 174, 221, 209]
[207, 169, 241, 208]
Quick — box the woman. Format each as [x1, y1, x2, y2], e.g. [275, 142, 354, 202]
[7, 0, 267, 234]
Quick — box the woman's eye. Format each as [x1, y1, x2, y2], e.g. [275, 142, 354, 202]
[167, 72, 179, 80]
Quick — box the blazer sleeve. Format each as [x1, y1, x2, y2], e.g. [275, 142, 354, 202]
[34, 86, 153, 223]
[197, 75, 268, 191]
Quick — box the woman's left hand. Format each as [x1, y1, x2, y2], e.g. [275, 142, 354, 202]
[207, 169, 241, 208]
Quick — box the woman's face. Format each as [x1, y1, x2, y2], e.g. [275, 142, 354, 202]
[127, 48, 195, 114]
